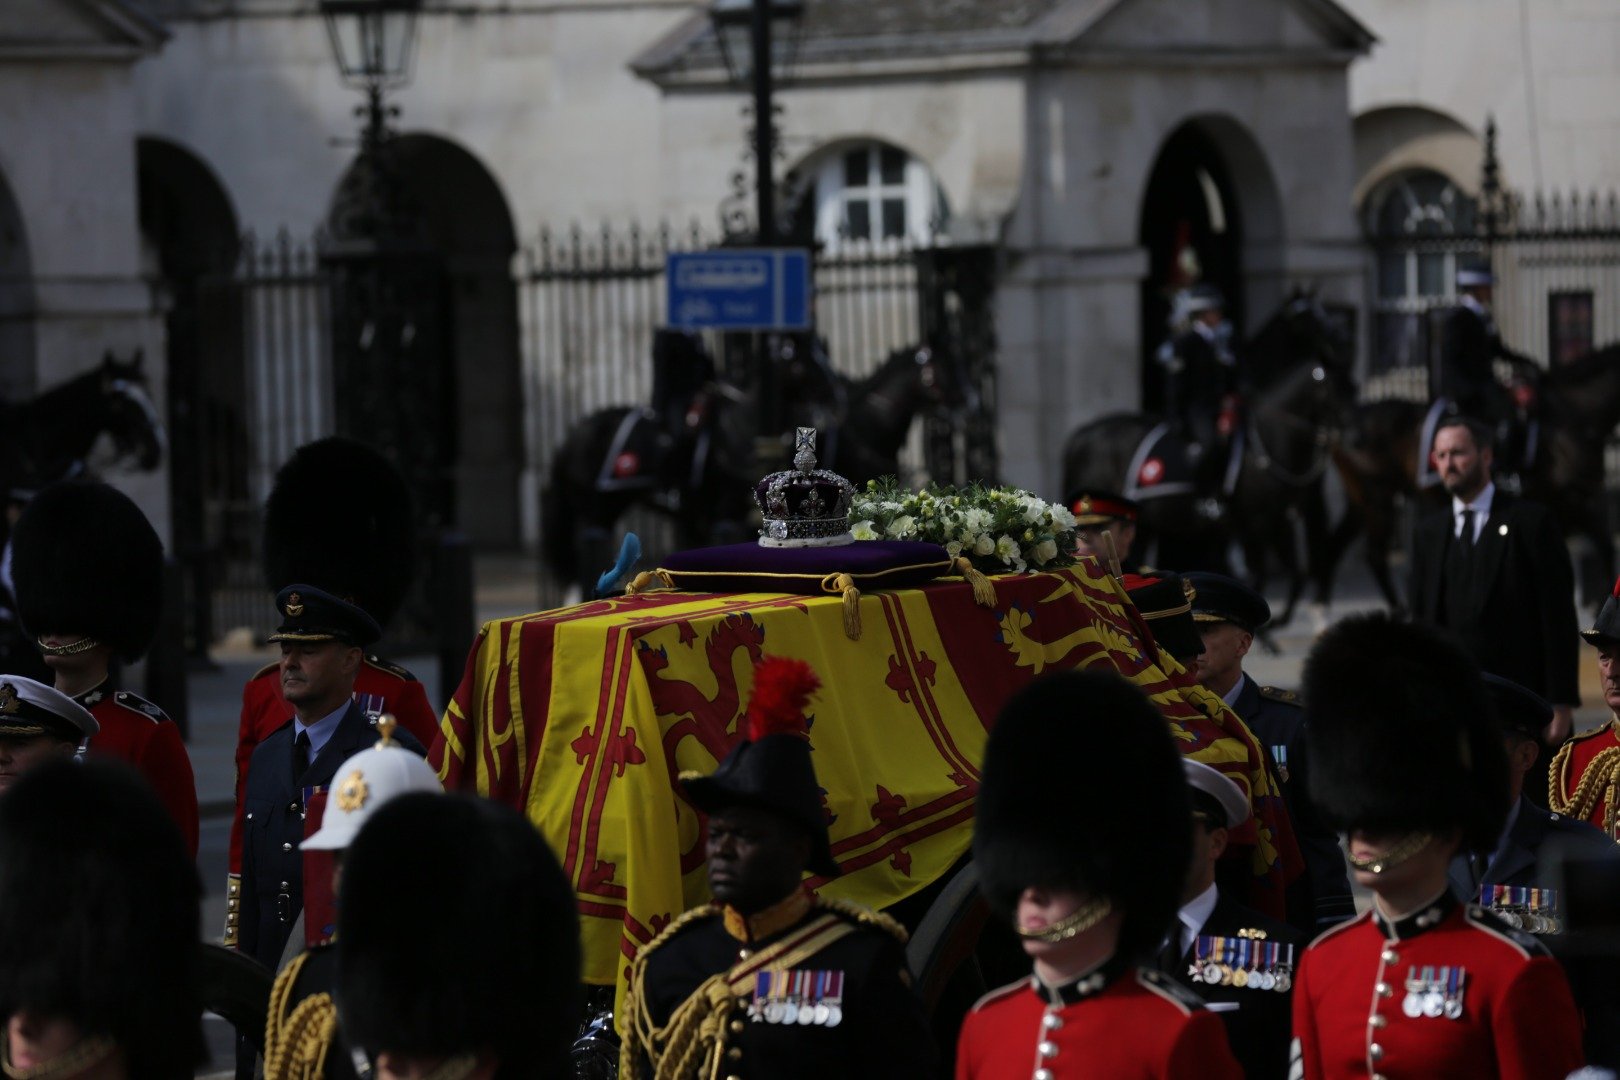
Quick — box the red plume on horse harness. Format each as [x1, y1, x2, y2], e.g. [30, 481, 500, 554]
[746, 657, 821, 742]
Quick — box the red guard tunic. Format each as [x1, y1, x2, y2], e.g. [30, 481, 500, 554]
[223, 656, 437, 945]
[1291, 892, 1583, 1079]
[956, 962, 1243, 1079]
[75, 682, 199, 859]
[1548, 719, 1620, 840]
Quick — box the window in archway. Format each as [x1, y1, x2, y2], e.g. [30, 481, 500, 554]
[805, 142, 949, 250]
[1367, 169, 1477, 302]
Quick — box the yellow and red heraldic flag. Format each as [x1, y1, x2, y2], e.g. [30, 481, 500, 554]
[431, 560, 1300, 996]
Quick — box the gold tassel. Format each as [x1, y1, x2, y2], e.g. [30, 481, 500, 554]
[626, 569, 674, 595]
[821, 573, 862, 639]
[952, 558, 997, 607]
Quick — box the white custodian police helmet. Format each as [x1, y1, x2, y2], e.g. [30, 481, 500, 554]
[301, 714, 441, 851]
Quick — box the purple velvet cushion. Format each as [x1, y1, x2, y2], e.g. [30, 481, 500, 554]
[657, 540, 954, 594]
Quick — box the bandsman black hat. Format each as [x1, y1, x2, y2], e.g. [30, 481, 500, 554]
[263, 437, 416, 628]
[1482, 672, 1552, 742]
[974, 669, 1192, 962]
[0, 677, 98, 741]
[268, 584, 381, 648]
[339, 793, 580, 1079]
[1122, 572, 1204, 663]
[1303, 613, 1508, 854]
[1067, 488, 1139, 527]
[0, 759, 202, 1078]
[1580, 575, 1620, 646]
[11, 481, 164, 663]
[680, 657, 840, 878]
[1184, 571, 1271, 634]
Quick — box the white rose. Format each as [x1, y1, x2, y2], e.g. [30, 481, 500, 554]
[995, 535, 1020, 562]
[1030, 539, 1059, 565]
[974, 533, 995, 556]
[851, 519, 878, 541]
[888, 515, 917, 539]
[1049, 505, 1077, 530]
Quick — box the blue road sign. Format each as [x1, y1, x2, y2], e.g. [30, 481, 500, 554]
[666, 248, 811, 331]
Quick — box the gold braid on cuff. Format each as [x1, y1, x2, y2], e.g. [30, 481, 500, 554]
[1015, 897, 1114, 943]
[1345, 832, 1435, 875]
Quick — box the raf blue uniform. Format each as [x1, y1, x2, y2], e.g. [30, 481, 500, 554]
[1447, 795, 1613, 901]
[239, 700, 425, 971]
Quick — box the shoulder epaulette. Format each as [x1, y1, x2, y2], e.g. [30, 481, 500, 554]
[1464, 905, 1548, 958]
[968, 977, 1031, 1014]
[112, 691, 169, 723]
[364, 654, 418, 681]
[1260, 686, 1301, 706]
[250, 660, 279, 681]
[1564, 718, 1619, 746]
[1135, 968, 1203, 1014]
[816, 895, 910, 945]
[633, 904, 721, 967]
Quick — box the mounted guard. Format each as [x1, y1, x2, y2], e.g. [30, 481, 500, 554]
[1436, 262, 1540, 477]
[1157, 283, 1242, 505]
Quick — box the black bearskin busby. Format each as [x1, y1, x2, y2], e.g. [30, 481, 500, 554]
[263, 437, 416, 627]
[681, 656, 840, 878]
[338, 793, 581, 1078]
[974, 668, 1192, 962]
[1303, 613, 1508, 854]
[0, 759, 202, 1078]
[11, 481, 164, 662]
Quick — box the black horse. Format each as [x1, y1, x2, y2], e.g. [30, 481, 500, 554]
[0, 351, 165, 499]
[1062, 291, 1355, 623]
[540, 340, 971, 594]
[1326, 342, 1620, 613]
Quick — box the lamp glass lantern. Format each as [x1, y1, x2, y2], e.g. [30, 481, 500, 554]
[710, 0, 806, 87]
[320, 0, 423, 89]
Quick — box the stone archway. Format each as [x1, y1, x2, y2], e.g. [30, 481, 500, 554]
[1137, 115, 1284, 410]
[0, 162, 35, 401]
[328, 134, 522, 546]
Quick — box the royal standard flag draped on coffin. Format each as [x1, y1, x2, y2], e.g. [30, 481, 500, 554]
[430, 561, 1300, 1000]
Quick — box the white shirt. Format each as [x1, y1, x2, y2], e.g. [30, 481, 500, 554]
[1175, 882, 1220, 959]
[1221, 672, 1248, 710]
[1451, 481, 1494, 544]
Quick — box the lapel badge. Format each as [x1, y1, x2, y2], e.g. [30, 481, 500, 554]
[335, 768, 369, 812]
[0, 683, 17, 715]
[285, 592, 305, 617]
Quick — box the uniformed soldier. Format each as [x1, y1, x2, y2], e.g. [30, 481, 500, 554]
[237, 586, 426, 975]
[9, 480, 200, 856]
[1066, 488, 1140, 572]
[621, 657, 935, 1079]
[1184, 571, 1354, 934]
[1121, 572, 1206, 667]
[955, 669, 1243, 1079]
[1452, 673, 1613, 909]
[338, 792, 582, 1079]
[262, 714, 443, 1080]
[1439, 264, 1539, 431]
[1549, 576, 1620, 840]
[1159, 760, 1304, 1080]
[0, 675, 97, 790]
[1159, 283, 1239, 496]
[227, 437, 438, 946]
[0, 757, 202, 1078]
[1291, 613, 1584, 1079]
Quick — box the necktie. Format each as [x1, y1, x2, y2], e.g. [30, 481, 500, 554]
[1459, 508, 1476, 546]
[293, 730, 311, 779]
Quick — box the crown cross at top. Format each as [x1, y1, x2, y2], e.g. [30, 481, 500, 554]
[793, 427, 818, 473]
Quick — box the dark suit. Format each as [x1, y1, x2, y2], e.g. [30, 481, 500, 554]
[1161, 891, 1304, 1080]
[239, 701, 425, 972]
[1230, 676, 1354, 935]
[1447, 796, 1615, 900]
[1408, 490, 1579, 707]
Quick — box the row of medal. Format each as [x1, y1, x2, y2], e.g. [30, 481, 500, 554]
[1189, 935, 1296, 992]
[1402, 964, 1467, 1020]
[1477, 884, 1563, 934]
[749, 969, 845, 1028]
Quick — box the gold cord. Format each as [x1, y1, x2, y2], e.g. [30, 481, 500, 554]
[34, 636, 99, 657]
[626, 570, 675, 595]
[264, 952, 338, 1080]
[821, 573, 862, 640]
[952, 558, 998, 608]
[1015, 897, 1113, 943]
[1, 1033, 117, 1080]
[1548, 743, 1620, 837]
[1345, 832, 1435, 875]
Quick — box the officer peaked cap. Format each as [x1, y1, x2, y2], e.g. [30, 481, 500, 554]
[268, 584, 382, 648]
[1184, 572, 1271, 634]
[1122, 573, 1205, 664]
[1482, 673, 1552, 741]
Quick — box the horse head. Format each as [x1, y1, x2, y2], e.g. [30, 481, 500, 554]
[97, 350, 166, 471]
[909, 340, 978, 416]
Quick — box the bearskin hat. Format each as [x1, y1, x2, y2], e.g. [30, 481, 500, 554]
[974, 668, 1192, 962]
[0, 759, 201, 1078]
[262, 437, 416, 627]
[338, 793, 581, 1078]
[1303, 613, 1508, 854]
[11, 481, 164, 662]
